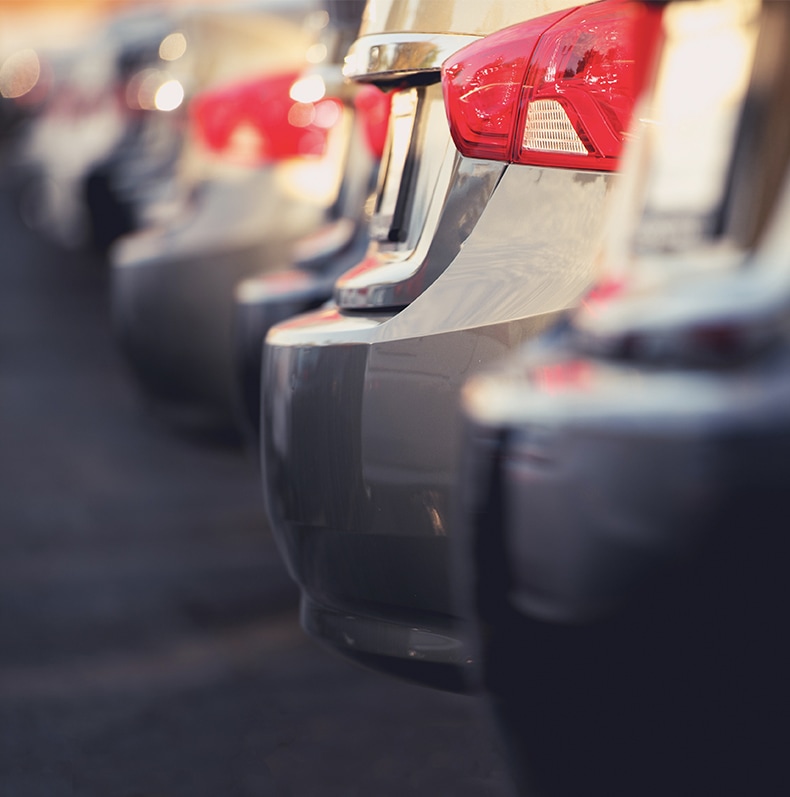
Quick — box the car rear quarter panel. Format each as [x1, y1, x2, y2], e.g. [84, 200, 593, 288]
[359, 0, 598, 36]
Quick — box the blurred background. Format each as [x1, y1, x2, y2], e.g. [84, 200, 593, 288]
[0, 1, 516, 795]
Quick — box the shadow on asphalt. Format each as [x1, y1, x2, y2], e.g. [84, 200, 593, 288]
[0, 147, 516, 797]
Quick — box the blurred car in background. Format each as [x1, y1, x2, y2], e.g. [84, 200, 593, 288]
[0, 42, 53, 142]
[232, 71, 388, 442]
[459, 1, 790, 794]
[11, 5, 181, 251]
[260, 0, 663, 689]
[111, 0, 370, 433]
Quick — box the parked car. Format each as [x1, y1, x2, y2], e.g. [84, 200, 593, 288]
[260, 0, 664, 689]
[13, 6, 181, 251]
[110, 0, 367, 433]
[0, 43, 52, 142]
[232, 75, 388, 442]
[458, 1, 789, 794]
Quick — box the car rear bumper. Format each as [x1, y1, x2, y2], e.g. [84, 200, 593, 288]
[112, 235, 279, 426]
[110, 173, 324, 426]
[460, 338, 790, 796]
[261, 304, 479, 687]
[233, 219, 371, 440]
[261, 164, 612, 687]
[463, 338, 790, 625]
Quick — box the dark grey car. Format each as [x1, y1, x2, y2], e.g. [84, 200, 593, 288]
[459, 1, 790, 794]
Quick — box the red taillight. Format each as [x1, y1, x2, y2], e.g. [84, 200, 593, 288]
[533, 359, 593, 393]
[353, 84, 392, 159]
[441, 8, 572, 161]
[579, 276, 626, 316]
[441, 0, 663, 171]
[189, 71, 344, 166]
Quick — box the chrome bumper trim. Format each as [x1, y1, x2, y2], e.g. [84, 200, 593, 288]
[343, 33, 479, 82]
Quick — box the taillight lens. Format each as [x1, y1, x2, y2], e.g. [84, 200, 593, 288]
[189, 71, 344, 166]
[441, 0, 663, 171]
[353, 84, 392, 159]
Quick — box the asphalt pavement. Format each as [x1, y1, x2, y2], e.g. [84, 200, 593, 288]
[0, 145, 517, 797]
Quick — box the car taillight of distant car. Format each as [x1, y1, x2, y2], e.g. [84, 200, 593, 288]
[441, 0, 663, 171]
[353, 84, 391, 160]
[189, 70, 345, 166]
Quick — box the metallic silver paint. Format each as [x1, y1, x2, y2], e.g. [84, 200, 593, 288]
[358, 0, 598, 39]
[261, 164, 612, 681]
[111, 171, 325, 425]
[463, 346, 790, 622]
[261, 0, 611, 687]
[335, 133, 505, 307]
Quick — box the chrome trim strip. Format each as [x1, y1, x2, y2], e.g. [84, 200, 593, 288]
[343, 33, 480, 81]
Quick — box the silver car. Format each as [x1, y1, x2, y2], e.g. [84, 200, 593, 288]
[111, 1, 365, 432]
[13, 6, 179, 251]
[261, 0, 663, 688]
[232, 3, 382, 441]
[459, 0, 790, 793]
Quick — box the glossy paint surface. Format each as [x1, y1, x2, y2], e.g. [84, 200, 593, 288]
[261, 164, 612, 682]
[456, 2, 790, 794]
[233, 219, 372, 439]
[111, 170, 325, 424]
[111, 54, 374, 427]
[336, 108, 505, 308]
[460, 333, 790, 796]
[359, 0, 598, 38]
[262, 0, 612, 687]
[465, 339, 790, 621]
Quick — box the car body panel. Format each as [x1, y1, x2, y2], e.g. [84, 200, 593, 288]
[358, 0, 597, 38]
[233, 216, 374, 440]
[111, 4, 367, 428]
[262, 162, 612, 684]
[111, 166, 328, 426]
[459, 317, 790, 797]
[260, 0, 654, 688]
[456, 1, 790, 793]
[230, 61, 381, 440]
[462, 338, 790, 622]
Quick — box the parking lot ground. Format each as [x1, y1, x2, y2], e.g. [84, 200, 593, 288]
[0, 148, 516, 797]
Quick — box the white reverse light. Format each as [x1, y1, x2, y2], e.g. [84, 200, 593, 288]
[154, 79, 184, 111]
